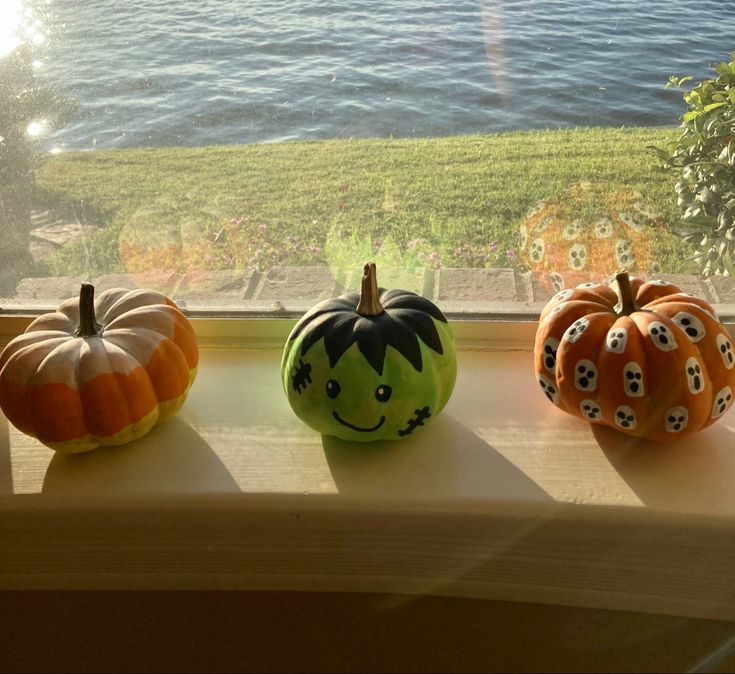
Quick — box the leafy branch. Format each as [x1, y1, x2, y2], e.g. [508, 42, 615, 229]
[652, 53, 735, 276]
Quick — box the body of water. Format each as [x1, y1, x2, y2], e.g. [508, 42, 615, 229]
[26, 0, 735, 150]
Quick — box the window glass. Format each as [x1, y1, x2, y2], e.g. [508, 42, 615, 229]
[1, 1, 733, 312]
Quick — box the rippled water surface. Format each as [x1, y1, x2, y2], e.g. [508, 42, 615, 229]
[28, 0, 735, 149]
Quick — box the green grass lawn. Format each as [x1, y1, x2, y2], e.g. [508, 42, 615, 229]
[34, 126, 694, 278]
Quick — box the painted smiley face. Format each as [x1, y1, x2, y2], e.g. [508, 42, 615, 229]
[327, 378, 390, 433]
[284, 333, 455, 442]
[281, 274, 457, 442]
[281, 270, 457, 442]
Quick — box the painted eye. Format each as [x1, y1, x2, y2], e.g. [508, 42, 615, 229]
[375, 385, 392, 402]
[326, 379, 341, 399]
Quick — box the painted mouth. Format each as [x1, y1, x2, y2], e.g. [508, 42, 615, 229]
[333, 412, 386, 433]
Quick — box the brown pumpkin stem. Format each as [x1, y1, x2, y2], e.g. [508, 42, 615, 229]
[75, 283, 101, 337]
[615, 269, 640, 316]
[356, 262, 384, 316]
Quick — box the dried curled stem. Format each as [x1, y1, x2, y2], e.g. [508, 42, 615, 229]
[356, 262, 384, 316]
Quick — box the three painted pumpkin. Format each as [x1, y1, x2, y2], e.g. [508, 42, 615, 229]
[281, 263, 457, 441]
[6, 268, 731, 453]
[0, 283, 199, 453]
[534, 271, 735, 441]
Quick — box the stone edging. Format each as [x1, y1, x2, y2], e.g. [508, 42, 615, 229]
[4, 267, 735, 313]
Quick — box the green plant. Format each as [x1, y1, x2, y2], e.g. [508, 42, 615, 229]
[653, 53, 735, 276]
[324, 227, 440, 274]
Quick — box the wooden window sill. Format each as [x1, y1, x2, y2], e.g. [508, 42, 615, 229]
[1, 319, 734, 622]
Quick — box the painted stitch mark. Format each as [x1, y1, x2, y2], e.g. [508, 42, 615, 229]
[292, 359, 312, 394]
[398, 406, 432, 437]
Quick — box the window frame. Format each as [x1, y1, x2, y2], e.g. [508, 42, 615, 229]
[1, 317, 735, 623]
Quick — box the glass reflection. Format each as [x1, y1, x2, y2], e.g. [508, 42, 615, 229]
[0, 0, 45, 60]
[0, 0, 24, 59]
[0, 0, 76, 296]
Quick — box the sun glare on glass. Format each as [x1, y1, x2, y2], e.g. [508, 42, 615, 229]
[26, 120, 47, 138]
[0, 0, 24, 59]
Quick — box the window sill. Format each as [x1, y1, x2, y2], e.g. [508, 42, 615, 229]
[1, 319, 734, 622]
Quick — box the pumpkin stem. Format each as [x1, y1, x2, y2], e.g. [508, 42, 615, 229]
[356, 262, 384, 316]
[615, 269, 640, 316]
[75, 283, 101, 337]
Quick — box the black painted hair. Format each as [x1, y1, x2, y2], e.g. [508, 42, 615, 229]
[289, 288, 448, 375]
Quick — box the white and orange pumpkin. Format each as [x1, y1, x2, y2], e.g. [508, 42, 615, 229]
[0, 284, 198, 453]
[534, 271, 735, 442]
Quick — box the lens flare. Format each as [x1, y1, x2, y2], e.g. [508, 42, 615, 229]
[26, 120, 47, 138]
[0, 0, 24, 58]
[0, 1, 45, 59]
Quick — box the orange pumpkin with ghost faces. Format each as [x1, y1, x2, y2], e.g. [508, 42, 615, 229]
[534, 271, 735, 442]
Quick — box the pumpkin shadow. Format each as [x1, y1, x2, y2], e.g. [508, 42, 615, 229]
[0, 414, 11, 495]
[42, 417, 240, 497]
[322, 414, 552, 502]
[593, 421, 735, 514]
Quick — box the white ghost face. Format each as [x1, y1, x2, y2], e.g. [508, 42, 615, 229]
[672, 312, 706, 343]
[615, 239, 635, 267]
[665, 407, 689, 433]
[551, 289, 574, 304]
[717, 334, 734, 369]
[550, 272, 565, 293]
[685, 357, 705, 395]
[648, 321, 678, 351]
[568, 243, 588, 270]
[538, 375, 560, 405]
[529, 238, 545, 263]
[564, 317, 591, 344]
[574, 359, 597, 392]
[541, 337, 560, 373]
[605, 327, 628, 353]
[615, 405, 637, 430]
[562, 221, 582, 240]
[537, 216, 554, 232]
[711, 387, 733, 419]
[619, 210, 647, 230]
[594, 218, 613, 238]
[623, 362, 644, 397]
[580, 399, 601, 420]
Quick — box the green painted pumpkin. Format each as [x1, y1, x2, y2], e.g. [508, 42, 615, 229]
[281, 263, 457, 441]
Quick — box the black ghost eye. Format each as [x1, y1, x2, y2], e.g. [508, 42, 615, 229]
[326, 379, 341, 399]
[375, 385, 392, 402]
